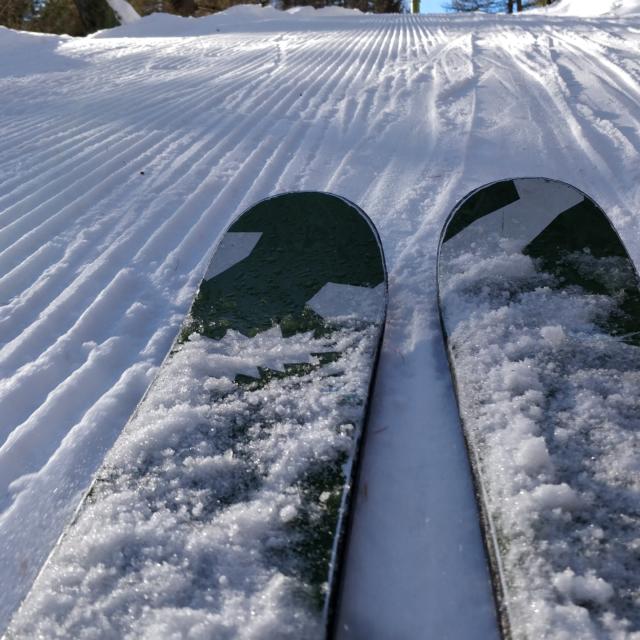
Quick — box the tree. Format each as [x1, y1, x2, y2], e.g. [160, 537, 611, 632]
[0, 0, 85, 34]
[374, 0, 403, 11]
[0, 0, 31, 29]
[72, 0, 118, 32]
[445, 0, 553, 12]
[33, 0, 85, 34]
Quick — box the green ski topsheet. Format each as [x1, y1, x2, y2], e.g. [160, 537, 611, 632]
[438, 178, 640, 640]
[7, 192, 387, 639]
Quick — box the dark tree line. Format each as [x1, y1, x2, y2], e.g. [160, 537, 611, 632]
[0, 0, 403, 36]
[0, 0, 35, 30]
[445, 0, 555, 12]
[277, 0, 402, 12]
[0, 0, 108, 34]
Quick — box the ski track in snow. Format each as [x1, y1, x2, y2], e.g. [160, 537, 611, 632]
[1, 9, 640, 637]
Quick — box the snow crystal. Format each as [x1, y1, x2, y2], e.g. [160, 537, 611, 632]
[501, 360, 542, 396]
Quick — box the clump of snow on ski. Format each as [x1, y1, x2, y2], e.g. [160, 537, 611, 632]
[439, 236, 640, 639]
[6, 323, 379, 639]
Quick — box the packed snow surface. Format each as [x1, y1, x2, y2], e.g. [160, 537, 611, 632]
[2, 1, 640, 638]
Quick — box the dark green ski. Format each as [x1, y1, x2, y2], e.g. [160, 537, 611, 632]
[438, 178, 640, 639]
[7, 192, 387, 639]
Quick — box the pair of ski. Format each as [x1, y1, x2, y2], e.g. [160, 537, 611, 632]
[7, 181, 640, 639]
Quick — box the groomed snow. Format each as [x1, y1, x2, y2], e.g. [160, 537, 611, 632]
[2, 1, 640, 637]
[440, 237, 640, 639]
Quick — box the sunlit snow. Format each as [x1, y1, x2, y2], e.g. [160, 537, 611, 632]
[1, 0, 640, 637]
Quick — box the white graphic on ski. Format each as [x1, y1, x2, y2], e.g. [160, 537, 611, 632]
[307, 283, 386, 323]
[442, 179, 583, 258]
[204, 232, 263, 280]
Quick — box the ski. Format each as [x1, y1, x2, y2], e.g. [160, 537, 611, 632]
[7, 192, 387, 639]
[437, 178, 640, 639]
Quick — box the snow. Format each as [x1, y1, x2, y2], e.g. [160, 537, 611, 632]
[106, 0, 141, 25]
[439, 215, 640, 637]
[1, 0, 640, 637]
[553, 569, 615, 607]
[0, 28, 77, 77]
[8, 324, 381, 638]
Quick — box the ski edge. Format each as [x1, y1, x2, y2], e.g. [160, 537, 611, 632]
[321, 194, 388, 640]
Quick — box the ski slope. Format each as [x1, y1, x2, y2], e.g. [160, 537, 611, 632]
[1, 1, 640, 637]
